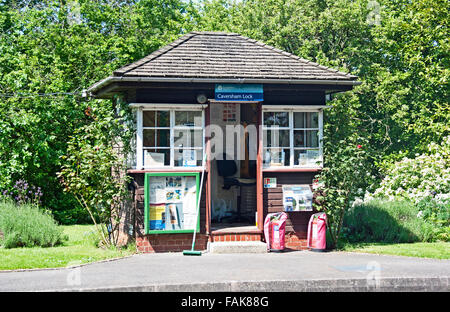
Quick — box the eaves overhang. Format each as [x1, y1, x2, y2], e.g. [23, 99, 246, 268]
[86, 76, 361, 98]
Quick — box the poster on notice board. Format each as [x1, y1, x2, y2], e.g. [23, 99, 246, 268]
[165, 203, 184, 230]
[149, 203, 166, 230]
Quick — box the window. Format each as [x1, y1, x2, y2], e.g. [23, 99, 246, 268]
[263, 112, 290, 166]
[263, 109, 323, 168]
[137, 108, 204, 168]
[293, 112, 320, 166]
[142, 111, 171, 167]
[173, 111, 203, 167]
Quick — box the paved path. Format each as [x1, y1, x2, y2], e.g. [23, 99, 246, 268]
[1, 251, 449, 291]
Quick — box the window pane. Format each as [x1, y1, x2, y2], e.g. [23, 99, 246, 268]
[306, 130, 319, 147]
[143, 129, 155, 146]
[173, 129, 203, 148]
[294, 130, 318, 147]
[294, 130, 305, 147]
[263, 112, 289, 127]
[143, 111, 155, 127]
[294, 112, 304, 128]
[143, 129, 170, 147]
[306, 112, 319, 128]
[156, 111, 170, 127]
[174, 149, 203, 167]
[175, 111, 202, 127]
[264, 129, 290, 147]
[294, 112, 319, 128]
[294, 150, 307, 166]
[295, 149, 320, 166]
[263, 148, 290, 166]
[144, 149, 170, 167]
[143, 111, 169, 127]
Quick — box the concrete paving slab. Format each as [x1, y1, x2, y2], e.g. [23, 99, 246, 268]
[209, 241, 267, 253]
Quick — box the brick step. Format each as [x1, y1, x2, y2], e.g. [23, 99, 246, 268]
[211, 232, 262, 242]
[210, 224, 263, 243]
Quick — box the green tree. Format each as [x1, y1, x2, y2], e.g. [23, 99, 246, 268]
[313, 104, 376, 249]
[0, 0, 192, 223]
[57, 97, 133, 247]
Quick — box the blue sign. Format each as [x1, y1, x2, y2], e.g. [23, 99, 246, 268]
[215, 84, 263, 101]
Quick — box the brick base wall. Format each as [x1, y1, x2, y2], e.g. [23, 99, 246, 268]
[284, 232, 308, 250]
[135, 232, 308, 252]
[136, 234, 209, 253]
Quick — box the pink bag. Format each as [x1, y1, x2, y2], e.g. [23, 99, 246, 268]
[264, 212, 288, 251]
[307, 212, 327, 251]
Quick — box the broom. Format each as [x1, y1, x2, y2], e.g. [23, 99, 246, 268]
[183, 153, 206, 256]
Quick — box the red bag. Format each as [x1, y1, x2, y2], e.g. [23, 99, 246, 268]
[264, 212, 288, 251]
[307, 212, 327, 251]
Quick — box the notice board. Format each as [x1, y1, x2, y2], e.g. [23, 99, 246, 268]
[145, 172, 200, 234]
[282, 185, 313, 211]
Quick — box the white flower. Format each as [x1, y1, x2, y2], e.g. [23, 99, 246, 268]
[352, 198, 364, 207]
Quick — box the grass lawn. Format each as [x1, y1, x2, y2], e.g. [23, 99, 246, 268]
[0, 225, 136, 270]
[341, 242, 450, 259]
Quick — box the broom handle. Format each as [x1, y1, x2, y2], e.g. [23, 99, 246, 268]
[191, 153, 206, 250]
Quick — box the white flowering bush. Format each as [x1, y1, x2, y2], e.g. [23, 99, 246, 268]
[371, 136, 450, 203]
[355, 137, 450, 242]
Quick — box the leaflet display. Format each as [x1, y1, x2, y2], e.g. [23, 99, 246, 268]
[282, 185, 313, 211]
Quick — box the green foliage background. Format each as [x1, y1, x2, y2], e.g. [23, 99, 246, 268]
[0, 0, 193, 223]
[0, 0, 448, 224]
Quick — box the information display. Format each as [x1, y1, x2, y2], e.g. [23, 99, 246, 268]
[145, 173, 200, 233]
[282, 185, 313, 211]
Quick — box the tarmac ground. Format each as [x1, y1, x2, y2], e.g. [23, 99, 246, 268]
[1, 250, 449, 292]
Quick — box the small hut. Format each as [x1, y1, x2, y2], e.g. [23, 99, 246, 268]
[87, 32, 359, 252]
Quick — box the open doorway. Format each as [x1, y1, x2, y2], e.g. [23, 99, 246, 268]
[209, 102, 259, 230]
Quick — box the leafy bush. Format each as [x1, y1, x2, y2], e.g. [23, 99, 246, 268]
[313, 132, 376, 249]
[58, 101, 132, 248]
[371, 137, 450, 203]
[416, 198, 450, 242]
[52, 204, 94, 226]
[354, 137, 450, 243]
[343, 199, 449, 243]
[0, 200, 66, 248]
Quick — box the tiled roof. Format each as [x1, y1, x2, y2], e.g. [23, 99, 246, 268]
[112, 32, 357, 81]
